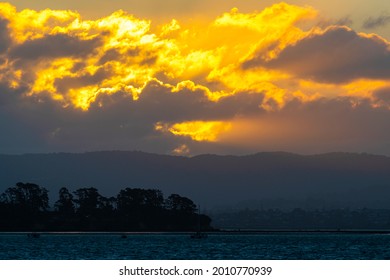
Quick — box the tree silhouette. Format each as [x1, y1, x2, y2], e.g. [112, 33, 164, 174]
[116, 188, 164, 230]
[73, 187, 101, 217]
[99, 196, 117, 214]
[0, 183, 213, 231]
[0, 182, 49, 230]
[165, 194, 197, 230]
[54, 187, 75, 215]
[165, 194, 197, 214]
[0, 182, 48, 213]
[117, 188, 163, 212]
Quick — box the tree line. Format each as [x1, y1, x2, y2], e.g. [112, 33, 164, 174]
[0, 182, 212, 231]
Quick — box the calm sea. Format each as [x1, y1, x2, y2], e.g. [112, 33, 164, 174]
[1, 232, 390, 259]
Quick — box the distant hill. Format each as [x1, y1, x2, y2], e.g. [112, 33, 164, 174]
[1, 151, 390, 209]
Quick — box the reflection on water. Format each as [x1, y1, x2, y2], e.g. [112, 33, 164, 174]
[0, 233, 390, 259]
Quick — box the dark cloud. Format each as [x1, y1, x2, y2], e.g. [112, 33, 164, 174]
[54, 68, 111, 93]
[317, 16, 353, 28]
[97, 47, 143, 65]
[244, 26, 390, 84]
[0, 83, 22, 107]
[0, 78, 267, 154]
[0, 83, 64, 153]
[223, 97, 390, 156]
[98, 48, 121, 64]
[335, 16, 353, 26]
[0, 17, 11, 54]
[9, 34, 100, 60]
[126, 80, 266, 122]
[2, 77, 390, 156]
[363, 13, 390, 29]
[374, 87, 390, 105]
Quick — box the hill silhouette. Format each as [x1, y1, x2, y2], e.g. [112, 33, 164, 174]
[1, 151, 390, 209]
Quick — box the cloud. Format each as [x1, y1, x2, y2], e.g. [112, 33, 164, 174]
[0, 18, 11, 54]
[2, 68, 390, 156]
[1, 2, 390, 156]
[2, 75, 390, 156]
[363, 13, 390, 29]
[0, 2, 320, 110]
[244, 26, 390, 83]
[0, 77, 266, 154]
[9, 34, 101, 61]
[53, 68, 111, 94]
[334, 16, 353, 26]
[373, 87, 390, 107]
[221, 97, 390, 155]
[317, 16, 353, 28]
[131, 80, 266, 122]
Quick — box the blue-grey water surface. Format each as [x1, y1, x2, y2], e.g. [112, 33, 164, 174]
[1, 233, 390, 259]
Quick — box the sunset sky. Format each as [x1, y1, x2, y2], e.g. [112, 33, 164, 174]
[1, 0, 390, 155]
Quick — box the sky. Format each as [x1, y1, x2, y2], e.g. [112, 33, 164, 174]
[1, 1, 390, 156]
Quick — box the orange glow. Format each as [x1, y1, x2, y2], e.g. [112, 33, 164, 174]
[342, 79, 390, 99]
[156, 121, 232, 142]
[172, 144, 190, 155]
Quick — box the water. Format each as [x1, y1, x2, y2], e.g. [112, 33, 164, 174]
[1, 232, 390, 259]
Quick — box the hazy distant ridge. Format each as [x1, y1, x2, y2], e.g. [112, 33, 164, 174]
[1, 151, 390, 209]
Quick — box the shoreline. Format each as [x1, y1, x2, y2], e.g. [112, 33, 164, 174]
[2, 229, 390, 235]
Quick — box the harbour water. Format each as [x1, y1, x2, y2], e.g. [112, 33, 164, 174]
[1, 232, 390, 259]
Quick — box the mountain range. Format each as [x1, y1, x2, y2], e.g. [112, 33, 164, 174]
[1, 151, 390, 209]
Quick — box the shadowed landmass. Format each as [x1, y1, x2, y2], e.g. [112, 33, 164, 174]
[0, 182, 212, 232]
[0, 151, 390, 209]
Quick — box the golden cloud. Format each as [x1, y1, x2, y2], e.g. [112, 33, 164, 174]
[155, 121, 232, 142]
[0, 2, 316, 110]
[1, 2, 390, 147]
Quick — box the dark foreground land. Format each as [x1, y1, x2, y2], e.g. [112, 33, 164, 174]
[0, 182, 211, 232]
